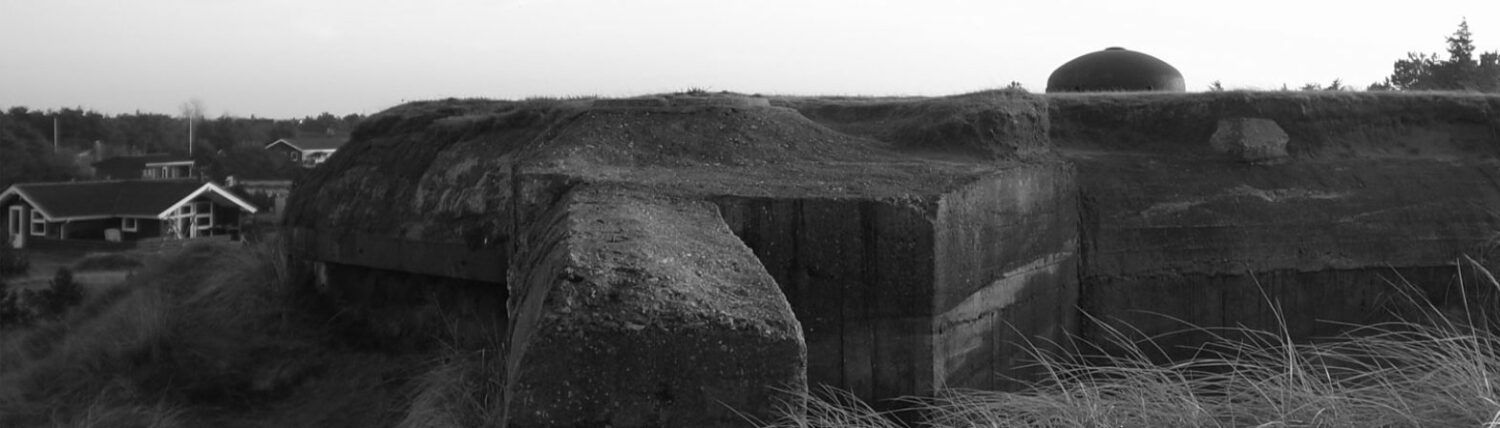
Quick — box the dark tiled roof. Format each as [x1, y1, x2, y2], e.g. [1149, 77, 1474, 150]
[10, 180, 206, 218]
[269, 136, 347, 151]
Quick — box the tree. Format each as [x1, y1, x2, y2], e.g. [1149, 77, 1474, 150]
[1383, 19, 1500, 92]
[0, 111, 80, 188]
[1299, 79, 1350, 92]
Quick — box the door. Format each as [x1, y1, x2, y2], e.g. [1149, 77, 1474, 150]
[7, 206, 23, 249]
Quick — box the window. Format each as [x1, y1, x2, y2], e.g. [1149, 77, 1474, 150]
[121, 218, 138, 232]
[195, 203, 213, 230]
[30, 210, 45, 236]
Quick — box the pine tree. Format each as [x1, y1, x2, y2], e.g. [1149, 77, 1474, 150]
[1384, 19, 1500, 92]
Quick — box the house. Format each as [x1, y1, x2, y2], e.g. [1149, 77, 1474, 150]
[264, 136, 347, 167]
[93, 154, 197, 180]
[1, 180, 258, 250]
[226, 177, 294, 221]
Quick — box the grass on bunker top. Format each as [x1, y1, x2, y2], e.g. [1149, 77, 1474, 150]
[760, 259, 1500, 428]
[0, 237, 504, 428]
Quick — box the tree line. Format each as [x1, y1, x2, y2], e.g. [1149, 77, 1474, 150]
[1377, 19, 1500, 92]
[1205, 19, 1499, 93]
[0, 107, 364, 189]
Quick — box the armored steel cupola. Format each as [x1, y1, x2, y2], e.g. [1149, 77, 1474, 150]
[1046, 47, 1186, 93]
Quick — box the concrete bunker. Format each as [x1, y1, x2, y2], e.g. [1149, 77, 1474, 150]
[285, 91, 1500, 426]
[1047, 47, 1187, 93]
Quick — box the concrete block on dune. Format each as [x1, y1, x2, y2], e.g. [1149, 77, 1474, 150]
[1210, 117, 1289, 162]
[502, 186, 805, 428]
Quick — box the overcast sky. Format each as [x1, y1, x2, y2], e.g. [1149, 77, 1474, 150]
[1, 0, 1495, 118]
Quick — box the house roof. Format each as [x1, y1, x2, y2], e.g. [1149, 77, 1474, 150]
[92, 154, 194, 169]
[266, 136, 347, 152]
[0, 180, 258, 221]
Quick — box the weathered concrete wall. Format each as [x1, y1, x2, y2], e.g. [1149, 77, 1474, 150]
[713, 196, 940, 405]
[931, 164, 1078, 391]
[709, 162, 1078, 402]
[284, 94, 1071, 423]
[1049, 92, 1500, 160]
[502, 185, 804, 427]
[283, 90, 1500, 423]
[1051, 92, 1500, 356]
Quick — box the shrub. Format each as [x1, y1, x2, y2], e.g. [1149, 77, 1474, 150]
[47, 267, 84, 310]
[8, 267, 88, 322]
[0, 287, 32, 327]
[72, 253, 143, 271]
[0, 246, 28, 277]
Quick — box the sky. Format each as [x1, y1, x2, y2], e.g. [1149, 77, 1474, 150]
[1, 0, 1496, 118]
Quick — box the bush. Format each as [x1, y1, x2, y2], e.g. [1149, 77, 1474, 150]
[0, 270, 60, 328]
[47, 267, 84, 310]
[0, 246, 28, 277]
[0, 287, 32, 327]
[4, 268, 88, 323]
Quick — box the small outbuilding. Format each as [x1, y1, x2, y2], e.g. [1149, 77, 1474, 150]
[1046, 47, 1185, 93]
[265, 136, 347, 167]
[92, 154, 198, 180]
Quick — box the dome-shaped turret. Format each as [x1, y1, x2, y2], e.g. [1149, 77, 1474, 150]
[1046, 47, 1185, 93]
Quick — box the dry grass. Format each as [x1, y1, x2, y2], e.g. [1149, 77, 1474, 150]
[0, 237, 420, 426]
[396, 312, 507, 428]
[0, 234, 509, 428]
[0, 237, 353, 427]
[765, 259, 1500, 428]
[396, 346, 505, 428]
[753, 386, 909, 428]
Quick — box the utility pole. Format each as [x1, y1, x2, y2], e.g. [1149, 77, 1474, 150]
[187, 113, 195, 157]
[52, 115, 59, 154]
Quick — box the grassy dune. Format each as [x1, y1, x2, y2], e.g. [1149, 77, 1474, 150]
[0, 239, 503, 428]
[6, 236, 1500, 427]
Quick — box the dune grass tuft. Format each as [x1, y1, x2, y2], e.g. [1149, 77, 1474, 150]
[0, 238, 338, 427]
[764, 259, 1500, 428]
[396, 312, 507, 428]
